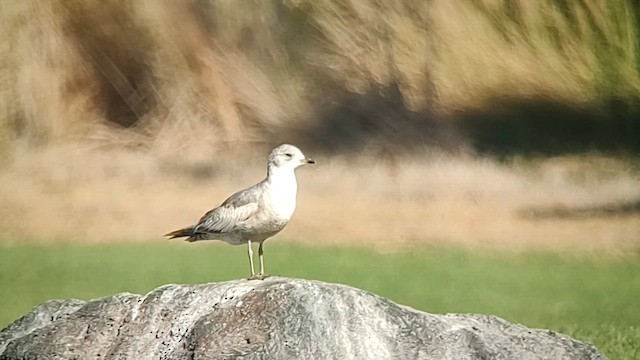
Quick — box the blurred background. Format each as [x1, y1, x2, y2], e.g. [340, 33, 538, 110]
[1, 1, 639, 358]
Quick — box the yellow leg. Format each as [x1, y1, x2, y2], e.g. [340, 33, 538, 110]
[258, 242, 265, 275]
[247, 240, 255, 278]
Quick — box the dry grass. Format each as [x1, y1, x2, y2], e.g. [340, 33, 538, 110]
[1, 147, 638, 254]
[1, 1, 639, 252]
[300, 0, 640, 110]
[0, 0, 638, 154]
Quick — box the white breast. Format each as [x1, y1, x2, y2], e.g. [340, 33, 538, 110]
[264, 169, 298, 220]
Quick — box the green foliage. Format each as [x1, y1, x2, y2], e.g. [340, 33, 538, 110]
[0, 243, 638, 359]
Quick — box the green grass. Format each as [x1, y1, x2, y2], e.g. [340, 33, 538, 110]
[0, 242, 638, 359]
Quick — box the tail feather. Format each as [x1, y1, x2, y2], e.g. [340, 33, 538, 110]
[164, 226, 194, 239]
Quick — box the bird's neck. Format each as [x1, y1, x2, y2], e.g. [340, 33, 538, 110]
[266, 165, 298, 192]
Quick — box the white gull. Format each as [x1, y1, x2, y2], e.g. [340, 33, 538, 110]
[165, 144, 315, 279]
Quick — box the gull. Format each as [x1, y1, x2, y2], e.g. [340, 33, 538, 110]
[164, 144, 315, 279]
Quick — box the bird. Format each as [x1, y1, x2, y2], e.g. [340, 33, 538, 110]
[164, 144, 315, 280]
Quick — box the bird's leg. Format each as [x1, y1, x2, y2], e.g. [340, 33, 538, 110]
[247, 240, 255, 278]
[258, 242, 265, 276]
[247, 242, 269, 280]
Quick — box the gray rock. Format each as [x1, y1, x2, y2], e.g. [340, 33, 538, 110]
[0, 277, 605, 359]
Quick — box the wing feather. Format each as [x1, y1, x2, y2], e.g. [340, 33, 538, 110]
[193, 184, 262, 235]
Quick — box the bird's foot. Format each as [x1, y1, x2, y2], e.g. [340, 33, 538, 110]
[247, 274, 270, 281]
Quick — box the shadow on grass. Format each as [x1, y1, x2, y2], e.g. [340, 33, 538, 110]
[519, 199, 640, 220]
[301, 85, 465, 156]
[302, 85, 640, 156]
[453, 96, 640, 156]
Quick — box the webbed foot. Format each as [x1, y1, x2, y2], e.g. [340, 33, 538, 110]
[247, 274, 270, 281]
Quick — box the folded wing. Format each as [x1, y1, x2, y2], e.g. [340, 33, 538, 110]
[193, 185, 262, 235]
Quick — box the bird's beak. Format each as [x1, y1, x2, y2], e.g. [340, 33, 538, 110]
[305, 158, 316, 165]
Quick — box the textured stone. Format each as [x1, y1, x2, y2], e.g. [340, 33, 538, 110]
[0, 277, 606, 359]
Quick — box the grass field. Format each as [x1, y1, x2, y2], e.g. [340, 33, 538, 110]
[2, 2, 639, 359]
[0, 242, 638, 359]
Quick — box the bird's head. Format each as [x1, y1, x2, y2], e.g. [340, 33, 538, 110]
[268, 144, 315, 170]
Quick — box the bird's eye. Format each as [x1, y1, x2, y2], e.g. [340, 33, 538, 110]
[285, 153, 293, 158]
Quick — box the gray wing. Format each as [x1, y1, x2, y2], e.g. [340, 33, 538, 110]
[193, 184, 262, 235]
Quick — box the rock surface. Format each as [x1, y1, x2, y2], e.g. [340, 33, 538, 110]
[0, 277, 605, 359]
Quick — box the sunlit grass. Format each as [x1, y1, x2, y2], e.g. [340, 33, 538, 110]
[0, 242, 638, 358]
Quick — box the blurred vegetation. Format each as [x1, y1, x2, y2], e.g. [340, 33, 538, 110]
[0, 243, 638, 359]
[1, 0, 639, 156]
[2, 4, 639, 358]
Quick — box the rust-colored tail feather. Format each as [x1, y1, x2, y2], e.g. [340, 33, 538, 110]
[164, 227, 194, 239]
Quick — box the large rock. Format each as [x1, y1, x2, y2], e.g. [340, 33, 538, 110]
[0, 277, 605, 359]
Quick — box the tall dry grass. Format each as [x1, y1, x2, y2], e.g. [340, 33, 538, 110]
[1, 0, 639, 250]
[0, 0, 638, 156]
